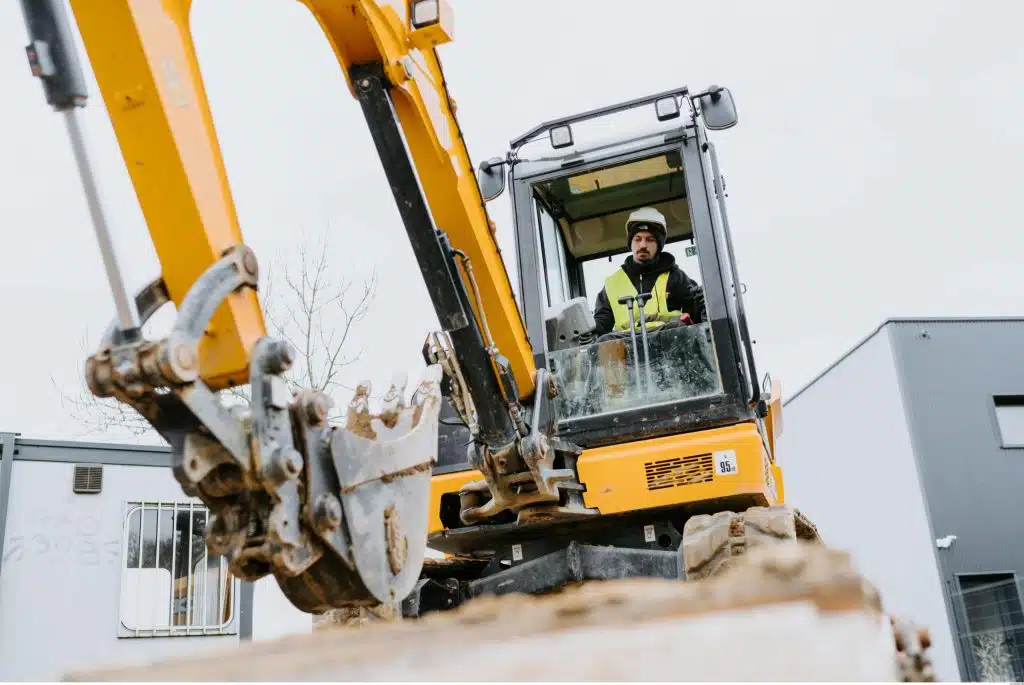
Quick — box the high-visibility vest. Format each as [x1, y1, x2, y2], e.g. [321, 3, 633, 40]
[605, 268, 678, 331]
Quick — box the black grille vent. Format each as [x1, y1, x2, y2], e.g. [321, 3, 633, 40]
[73, 464, 103, 494]
[644, 453, 714, 491]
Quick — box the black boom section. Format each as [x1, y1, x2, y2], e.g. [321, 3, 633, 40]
[349, 62, 518, 449]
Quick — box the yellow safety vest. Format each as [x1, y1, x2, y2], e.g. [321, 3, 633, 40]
[605, 268, 679, 332]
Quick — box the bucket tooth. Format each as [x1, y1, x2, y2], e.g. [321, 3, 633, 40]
[380, 372, 409, 428]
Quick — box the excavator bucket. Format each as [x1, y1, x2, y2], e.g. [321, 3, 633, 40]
[328, 367, 444, 605]
[220, 352, 447, 614]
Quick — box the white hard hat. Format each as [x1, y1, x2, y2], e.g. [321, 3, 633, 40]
[625, 207, 667, 249]
[626, 206, 667, 230]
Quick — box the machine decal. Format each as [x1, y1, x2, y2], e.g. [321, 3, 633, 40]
[714, 449, 738, 476]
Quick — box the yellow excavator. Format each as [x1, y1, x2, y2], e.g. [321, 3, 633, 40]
[17, 4, 931, 677]
[19, 0, 821, 612]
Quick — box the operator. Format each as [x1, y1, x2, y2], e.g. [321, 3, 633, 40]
[590, 206, 706, 343]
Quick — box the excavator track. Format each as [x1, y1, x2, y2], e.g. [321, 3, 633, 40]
[680, 505, 934, 682]
[681, 505, 822, 581]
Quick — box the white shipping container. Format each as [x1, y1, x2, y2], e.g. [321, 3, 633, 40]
[0, 436, 312, 681]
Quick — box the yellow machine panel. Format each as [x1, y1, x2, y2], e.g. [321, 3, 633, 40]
[577, 422, 779, 514]
[428, 469, 481, 535]
[426, 422, 781, 535]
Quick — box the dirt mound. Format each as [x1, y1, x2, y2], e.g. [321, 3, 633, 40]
[65, 542, 931, 681]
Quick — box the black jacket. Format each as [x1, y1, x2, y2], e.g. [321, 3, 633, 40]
[592, 252, 707, 336]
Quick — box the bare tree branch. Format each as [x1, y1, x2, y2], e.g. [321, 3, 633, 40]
[60, 229, 376, 442]
[51, 375, 155, 439]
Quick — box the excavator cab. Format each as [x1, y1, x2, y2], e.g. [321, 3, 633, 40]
[475, 87, 758, 441]
[487, 86, 763, 450]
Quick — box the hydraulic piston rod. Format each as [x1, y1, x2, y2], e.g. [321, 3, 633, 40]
[20, 0, 140, 338]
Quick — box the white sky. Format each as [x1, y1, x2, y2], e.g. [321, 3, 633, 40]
[2, 1, 1023, 443]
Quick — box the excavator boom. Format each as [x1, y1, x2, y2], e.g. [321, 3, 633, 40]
[61, 0, 535, 400]
[18, 0, 553, 612]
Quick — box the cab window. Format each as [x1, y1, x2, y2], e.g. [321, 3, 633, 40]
[533, 150, 689, 260]
[535, 200, 571, 307]
[530, 149, 704, 308]
[525, 149, 724, 422]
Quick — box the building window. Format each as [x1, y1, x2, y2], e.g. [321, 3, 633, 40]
[994, 396, 1024, 448]
[956, 573, 1024, 681]
[118, 501, 239, 638]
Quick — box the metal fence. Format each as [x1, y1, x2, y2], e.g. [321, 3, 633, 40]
[118, 501, 238, 638]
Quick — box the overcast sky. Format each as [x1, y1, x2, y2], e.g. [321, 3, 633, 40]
[2, 1, 1022, 443]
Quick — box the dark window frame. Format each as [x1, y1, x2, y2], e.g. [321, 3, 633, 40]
[992, 395, 1024, 449]
[954, 571, 1024, 682]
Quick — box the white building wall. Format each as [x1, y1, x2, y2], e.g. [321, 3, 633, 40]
[252, 575, 313, 642]
[0, 459, 310, 681]
[778, 327, 959, 682]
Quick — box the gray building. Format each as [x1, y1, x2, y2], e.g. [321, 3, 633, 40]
[0, 432, 312, 680]
[780, 318, 1024, 682]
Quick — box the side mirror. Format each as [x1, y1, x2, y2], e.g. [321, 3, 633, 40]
[477, 157, 506, 201]
[696, 86, 738, 131]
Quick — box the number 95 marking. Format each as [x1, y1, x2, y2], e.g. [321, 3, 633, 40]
[714, 450, 738, 476]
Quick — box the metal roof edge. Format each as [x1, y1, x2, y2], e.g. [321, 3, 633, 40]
[783, 316, 1024, 408]
[18, 437, 169, 452]
[0, 432, 169, 453]
[783, 320, 892, 408]
[885, 316, 1024, 325]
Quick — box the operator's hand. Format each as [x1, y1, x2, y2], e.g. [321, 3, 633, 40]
[679, 313, 693, 325]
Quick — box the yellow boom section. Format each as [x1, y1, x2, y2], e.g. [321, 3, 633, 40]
[69, 1, 265, 390]
[68, 0, 536, 398]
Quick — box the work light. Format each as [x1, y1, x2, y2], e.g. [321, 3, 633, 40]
[655, 96, 680, 121]
[549, 124, 574, 149]
[411, 0, 439, 28]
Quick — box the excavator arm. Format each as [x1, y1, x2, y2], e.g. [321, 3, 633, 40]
[18, 0, 566, 612]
